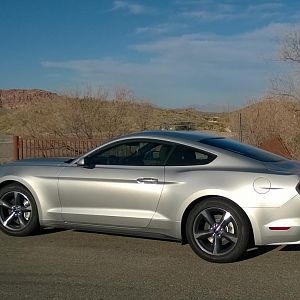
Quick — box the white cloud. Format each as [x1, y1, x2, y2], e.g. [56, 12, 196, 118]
[135, 25, 171, 35]
[41, 23, 294, 107]
[175, 0, 214, 5]
[181, 2, 284, 22]
[135, 23, 188, 35]
[132, 23, 285, 61]
[111, 1, 151, 15]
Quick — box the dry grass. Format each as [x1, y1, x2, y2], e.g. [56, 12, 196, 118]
[229, 96, 300, 159]
[1, 89, 300, 159]
[0, 92, 227, 141]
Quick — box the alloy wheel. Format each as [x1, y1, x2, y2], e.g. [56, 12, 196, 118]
[0, 191, 32, 231]
[192, 207, 238, 256]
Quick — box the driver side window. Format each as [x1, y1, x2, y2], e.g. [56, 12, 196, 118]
[88, 140, 172, 166]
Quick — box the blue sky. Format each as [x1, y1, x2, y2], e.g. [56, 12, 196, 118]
[1, 0, 300, 110]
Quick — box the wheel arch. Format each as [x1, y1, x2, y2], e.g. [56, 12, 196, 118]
[0, 179, 42, 220]
[180, 195, 255, 247]
[0, 180, 21, 191]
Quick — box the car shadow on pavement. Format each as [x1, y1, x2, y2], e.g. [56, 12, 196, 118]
[240, 245, 279, 261]
[37, 227, 67, 235]
[241, 244, 300, 260]
[280, 245, 300, 251]
[74, 229, 180, 243]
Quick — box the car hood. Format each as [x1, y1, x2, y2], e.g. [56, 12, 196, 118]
[3, 157, 73, 167]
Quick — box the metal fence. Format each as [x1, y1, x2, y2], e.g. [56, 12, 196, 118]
[13, 136, 104, 160]
[11, 134, 293, 161]
[0, 135, 13, 163]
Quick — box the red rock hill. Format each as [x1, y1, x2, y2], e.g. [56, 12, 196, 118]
[0, 89, 57, 109]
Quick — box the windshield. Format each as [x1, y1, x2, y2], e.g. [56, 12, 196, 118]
[200, 138, 286, 162]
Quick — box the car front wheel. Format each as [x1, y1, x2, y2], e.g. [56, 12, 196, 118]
[186, 198, 251, 263]
[0, 184, 39, 236]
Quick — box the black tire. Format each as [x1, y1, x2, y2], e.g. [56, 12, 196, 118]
[186, 198, 251, 263]
[0, 184, 40, 236]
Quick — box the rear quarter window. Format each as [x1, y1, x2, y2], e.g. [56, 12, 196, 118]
[166, 145, 216, 166]
[200, 138, 286, 162]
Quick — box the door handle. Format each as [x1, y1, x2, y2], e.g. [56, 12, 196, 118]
[136, 177, 159, 184]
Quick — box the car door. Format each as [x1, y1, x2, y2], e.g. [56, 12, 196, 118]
[58, 140, 173, 228]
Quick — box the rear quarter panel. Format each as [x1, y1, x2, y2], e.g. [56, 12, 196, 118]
[151, 163, 300, 240]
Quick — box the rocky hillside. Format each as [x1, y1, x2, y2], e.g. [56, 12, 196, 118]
[0, 89, 229, 139]
[0, 89, 57, 109]
[228, 98, 300, 159]
[0, 89, 298, 159]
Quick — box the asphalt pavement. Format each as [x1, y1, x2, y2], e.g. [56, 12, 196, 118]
[0, 229, 299, 299]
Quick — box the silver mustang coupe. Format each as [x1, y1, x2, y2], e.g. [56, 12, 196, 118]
[0, 131, 300, 263]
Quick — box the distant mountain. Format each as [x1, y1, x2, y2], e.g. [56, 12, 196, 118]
[0, 89, 57, 109]
[193, 103, 240, 113]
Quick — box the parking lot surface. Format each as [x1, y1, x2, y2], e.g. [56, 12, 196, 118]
[0, 229, 299, 299]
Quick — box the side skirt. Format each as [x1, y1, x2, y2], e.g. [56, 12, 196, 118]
[41, 221, 181, 243]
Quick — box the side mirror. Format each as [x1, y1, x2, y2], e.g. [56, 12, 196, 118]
[77, 157, 95, 169]
[77, 158, 85, 167]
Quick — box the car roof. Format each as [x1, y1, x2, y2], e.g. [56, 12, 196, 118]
[122, 130, 219, 142]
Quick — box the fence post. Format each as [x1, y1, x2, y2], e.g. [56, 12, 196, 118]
[13, 136, 19, 160]
[239, 113, 243, 143]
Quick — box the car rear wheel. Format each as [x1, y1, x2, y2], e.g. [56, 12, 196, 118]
[186, 198, 251, 263]
[0, 184, 39, 236]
